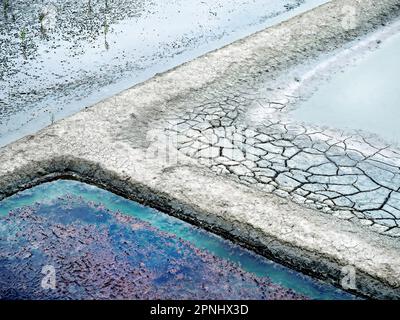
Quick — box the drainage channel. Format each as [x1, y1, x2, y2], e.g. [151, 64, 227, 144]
[0, 179, 356, 300]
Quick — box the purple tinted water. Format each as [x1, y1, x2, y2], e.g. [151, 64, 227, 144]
[0, 180, 356, 300]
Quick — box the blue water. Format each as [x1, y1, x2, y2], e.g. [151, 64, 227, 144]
[0, 179, 355, 300]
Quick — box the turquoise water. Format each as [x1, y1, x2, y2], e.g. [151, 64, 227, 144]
[0, 179, 355, 300]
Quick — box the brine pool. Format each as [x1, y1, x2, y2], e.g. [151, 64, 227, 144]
[0, 0, 329, 147]
[292, 30, 400, 146]
[0, 179, 355, 300]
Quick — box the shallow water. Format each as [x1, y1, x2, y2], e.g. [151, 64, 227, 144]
[0, 180, 355, 300]
[0, 0, 329, 146]
[291, 31, 400, 145]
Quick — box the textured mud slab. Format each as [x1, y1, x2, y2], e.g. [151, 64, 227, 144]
[166, 35, 400, 237]
[0, 180, 354, 300]
[0, 0, 328, 146]
[1, 0, 400, 299]
[164, 18, 400, 237]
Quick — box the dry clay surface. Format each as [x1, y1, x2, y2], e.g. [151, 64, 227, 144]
[1, 0, 400, 298]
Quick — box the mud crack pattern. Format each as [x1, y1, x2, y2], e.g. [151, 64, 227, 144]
[165, 94, 400, 237]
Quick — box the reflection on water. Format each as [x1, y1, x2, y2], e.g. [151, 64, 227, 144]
[0, 0, 329, 146]
[0, 180, 355, 300]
